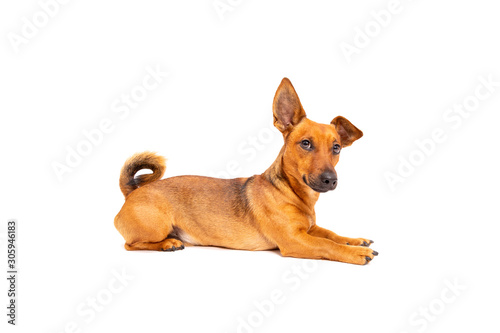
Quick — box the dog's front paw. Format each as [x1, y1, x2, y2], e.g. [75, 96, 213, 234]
[345, 238, 373, 247]
[347, 247, 378, 265]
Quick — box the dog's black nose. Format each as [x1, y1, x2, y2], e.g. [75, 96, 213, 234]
[320, 171, 337, 187]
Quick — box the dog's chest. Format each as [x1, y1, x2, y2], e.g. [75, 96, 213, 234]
[306, 213, 316, 232]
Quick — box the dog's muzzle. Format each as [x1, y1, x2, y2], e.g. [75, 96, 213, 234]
[303, 170, 337, 193]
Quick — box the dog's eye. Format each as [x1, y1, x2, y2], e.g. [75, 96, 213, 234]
[333, 143, 341, 154]
[300, 140, 312, 150]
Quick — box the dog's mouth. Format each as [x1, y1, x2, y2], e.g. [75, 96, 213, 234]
[302, 175, 337, 193]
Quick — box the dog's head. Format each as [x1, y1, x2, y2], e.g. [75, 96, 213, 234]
[273, 78, 363, 193]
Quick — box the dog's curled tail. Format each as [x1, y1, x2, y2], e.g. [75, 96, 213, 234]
[119, 151, 166, 197]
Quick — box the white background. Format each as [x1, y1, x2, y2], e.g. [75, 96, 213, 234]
[1, 0, 499, 332]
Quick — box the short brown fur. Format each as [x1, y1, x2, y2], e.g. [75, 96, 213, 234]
[114, 78, 377, 265]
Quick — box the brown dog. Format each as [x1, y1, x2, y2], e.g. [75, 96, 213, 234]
[114, 78, 377, 265]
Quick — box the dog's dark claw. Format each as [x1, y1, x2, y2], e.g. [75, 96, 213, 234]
[365, 256, 372, 264]
[362, 241, 368, 246]
[346, 242, 350, 245]
[162, 245, 184, 252]
[372, 251, 378, 256]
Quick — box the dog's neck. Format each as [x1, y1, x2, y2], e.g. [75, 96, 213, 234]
[262, 146, 320, 211]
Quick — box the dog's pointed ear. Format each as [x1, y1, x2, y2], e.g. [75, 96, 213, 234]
[331, 116, 363, 147]
[272, 78, 306, 132]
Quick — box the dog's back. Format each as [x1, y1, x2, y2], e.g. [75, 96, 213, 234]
[115, 161, 276, 251]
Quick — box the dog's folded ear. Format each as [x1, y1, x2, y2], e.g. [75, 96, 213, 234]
[331, 116, 363, 147]
[273, 78, 306, 133]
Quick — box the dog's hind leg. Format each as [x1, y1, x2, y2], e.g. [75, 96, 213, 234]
[115, 199, 184, 252]
[125, 238, 185, 251]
